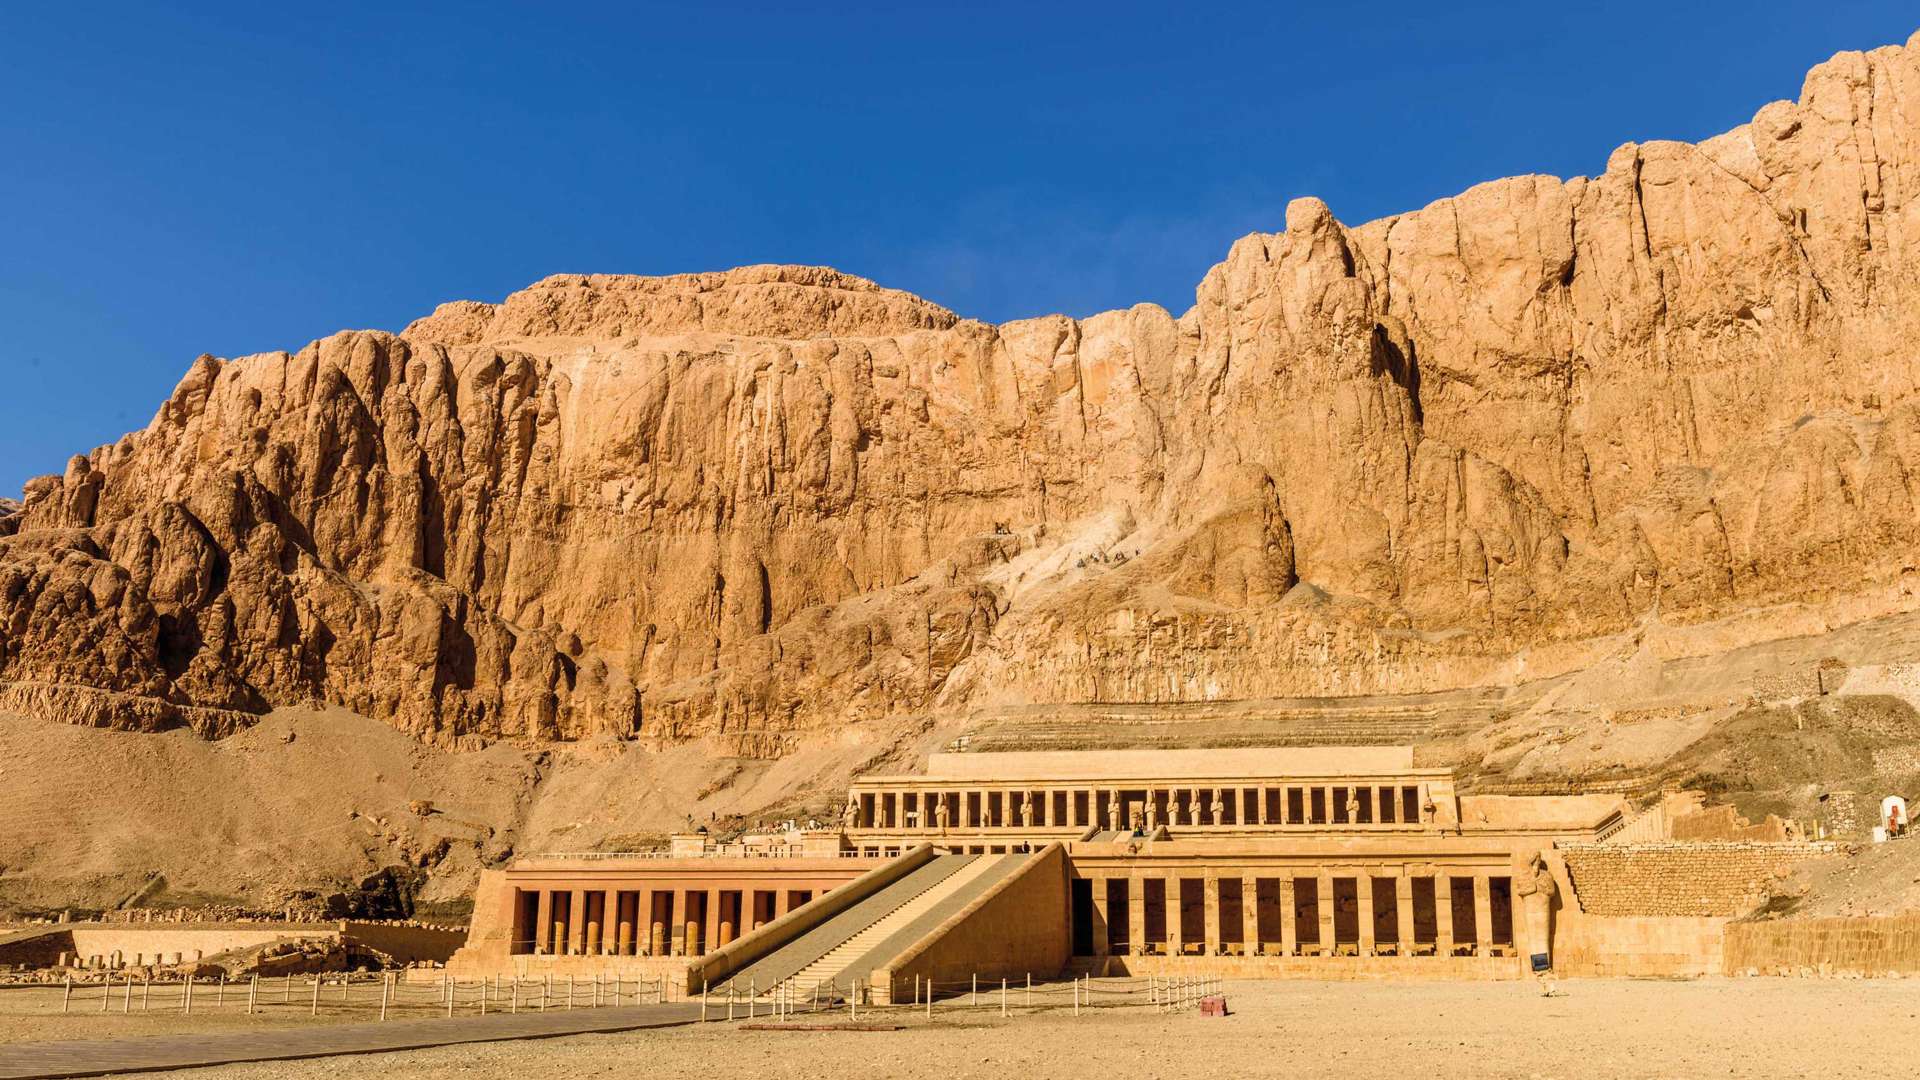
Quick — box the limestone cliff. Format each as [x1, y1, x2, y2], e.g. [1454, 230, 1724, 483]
[6, 35, 1920, 752]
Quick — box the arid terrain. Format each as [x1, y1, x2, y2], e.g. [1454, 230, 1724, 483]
[5, 31, 1920, 913]
[2, 979, 1912, 1079]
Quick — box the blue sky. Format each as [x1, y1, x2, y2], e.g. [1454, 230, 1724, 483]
[3, 2, 1914, 494]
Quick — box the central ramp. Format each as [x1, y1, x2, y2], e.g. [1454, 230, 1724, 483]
[715, 852, 1007, 996]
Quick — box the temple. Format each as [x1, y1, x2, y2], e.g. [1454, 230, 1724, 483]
[452, 745, 1680, 992]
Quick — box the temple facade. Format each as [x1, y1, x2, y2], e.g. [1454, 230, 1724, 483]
[450, 746, 1625, 988]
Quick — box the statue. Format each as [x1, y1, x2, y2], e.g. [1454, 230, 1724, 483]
[1107, 789, 1121, 830]
[842, 796, 860, 831]
[1345, 790, 1361, 823]
[1145, 798, 1160, 831]
[1514, 851, 1560, 992]
[934, 794, 950, 832]
[1211, 788, 1226, 826]
[1019, 792, 1035, 827]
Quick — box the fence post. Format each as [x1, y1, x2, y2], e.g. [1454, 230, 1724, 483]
[511, 977, 519, 1015]
[567, 975, 575, 1010]
[446, 978, 455, 1018]
[124, 978, 133, 1014]
[101, 976, 111, 1014]
[748, 979, 756, 1019]
[62, 977, 72, 1014]
[217, 975, 224, 1007]
[379, 975, 390, 1021]
[1073, 975, 1080, 1017]
[480, 977, 488, 1017]
[925, 980, 932, 1019]
[971, 974, 977, 1007]
[1000, 977, 1006, 1017]
[849, 981, 857, 1020]
[311, 977, 320, 1017]
[247, 976, 257, 1016]
[1025, 972, 1030, 1008]
[701, 984, 709, 1023]
[184, 976, 193, 1016]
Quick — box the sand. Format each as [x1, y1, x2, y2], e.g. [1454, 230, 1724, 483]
[4, 977, 1913, 1078]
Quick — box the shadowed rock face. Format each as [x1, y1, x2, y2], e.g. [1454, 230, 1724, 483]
[5, 36, 1920, 749]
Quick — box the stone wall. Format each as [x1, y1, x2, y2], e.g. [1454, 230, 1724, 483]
[1552, 915, 1730, 978]
[1560, 842, 1834, 917]
[874, 844, 1069, 1002]
[1724, 914, 1920, 976]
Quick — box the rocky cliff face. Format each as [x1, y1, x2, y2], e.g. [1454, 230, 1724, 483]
[6, 35, 1920, 751]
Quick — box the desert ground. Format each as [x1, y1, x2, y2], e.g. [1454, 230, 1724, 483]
[3, 978, 1913, 1079]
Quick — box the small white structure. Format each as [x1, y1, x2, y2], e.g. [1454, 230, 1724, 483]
[1880, 794, 1909, 840]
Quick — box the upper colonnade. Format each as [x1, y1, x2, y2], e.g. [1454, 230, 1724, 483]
[840, 747, 1460, 835]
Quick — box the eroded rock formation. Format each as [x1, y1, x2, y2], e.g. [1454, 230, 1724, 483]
[5, 35, 1920, 749]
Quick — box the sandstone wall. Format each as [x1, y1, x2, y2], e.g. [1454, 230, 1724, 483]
[1723, 913, 1920, 975]
[1560, 842, 1834, 917]
[4, 35, 1920, 748]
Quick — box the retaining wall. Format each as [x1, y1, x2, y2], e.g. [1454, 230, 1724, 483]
[1723, 914, 1920, 976]
[1560, 842, 1834, 917]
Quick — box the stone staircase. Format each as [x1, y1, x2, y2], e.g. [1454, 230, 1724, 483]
[784, 854, 1006, 991]
[716, 854, 976, 995]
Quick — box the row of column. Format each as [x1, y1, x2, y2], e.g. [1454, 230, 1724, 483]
[518, 886, 812, 958]
[1082, 870, 1513, 958]
[852, 784, 1428, 830]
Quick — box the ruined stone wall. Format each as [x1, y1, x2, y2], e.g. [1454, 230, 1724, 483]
[1723, 914, 1920, 976]
[1560, 842, 1834, 917]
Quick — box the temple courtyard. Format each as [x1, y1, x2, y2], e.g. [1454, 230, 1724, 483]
[0, 977, 1908, 1078]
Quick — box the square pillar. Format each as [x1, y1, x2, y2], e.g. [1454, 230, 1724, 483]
[1091, 876, 1112, 957]
[1241, 875, 1260, 956]
[584, 892, 603, 955]
[702, 889, 721, 956]
[670, 888, 689, 956]
[1316, 872, 1336, 951]
[1395, 875, 1415, 952]
[1128, 874, 1147, 954]
[568, 889, 588, 955]
[1435, 874, 1455, 954]
[1166, 876, 1184, 955]
[1203, 875, 1222, 955]
[1473, 875, 1493, 956]
[1279, 877, 1298, 956]
[1357, 875, 1376, 954]
[615, 891, 635, 955]
[534, 890, 553, 954]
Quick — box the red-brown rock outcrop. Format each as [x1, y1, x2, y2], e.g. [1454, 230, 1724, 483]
[5, 35, 1920, 749]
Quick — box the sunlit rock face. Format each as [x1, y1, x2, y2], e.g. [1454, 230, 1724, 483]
[5, 35, 1920, 748]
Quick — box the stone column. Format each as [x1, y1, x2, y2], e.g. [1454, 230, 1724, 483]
[1356, 874, 1376, 954]
[584, 892, 603, 955]
[616, 892, 635, 955]
[1241, 875, 1260, 956]
[1435, 874, 1454, 954]
[1203, 875, 1222, 955]
[1167, 876, 1185, 955]
[1472, 875, 1493, 956]
[703, 889, 721, 956]
[1395, 875, 1415, 953]
[775, 889, 792, 920]
[1128, 874, 1147, 954]
[670, 888, 689, 956]
[534, 890, 553, 954]
[1316, 872, 1336, 952]
[568, 888, 589, 955]
[1091, 876, 1111, 958]
[1279, 877, 1298, 956]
